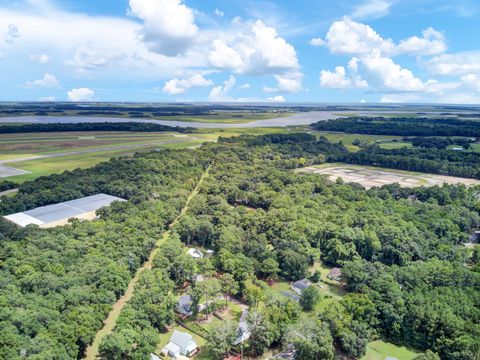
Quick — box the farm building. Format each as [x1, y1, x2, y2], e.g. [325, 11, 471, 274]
[3, 193, 125, 228]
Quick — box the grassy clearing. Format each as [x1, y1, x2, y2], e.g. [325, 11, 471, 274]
[362, 341, 420, 360]
[310, 131, 402, 152]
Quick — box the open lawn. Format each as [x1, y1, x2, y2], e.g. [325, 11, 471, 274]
[299, 163, 480, 189]
[362, 341, 420, 360]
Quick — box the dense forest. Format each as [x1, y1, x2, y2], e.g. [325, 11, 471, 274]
[0, 133, 479, 359]
[0, 149, 210, 359]
[0, 122, 194, 134]
[311, 116, 480, 137]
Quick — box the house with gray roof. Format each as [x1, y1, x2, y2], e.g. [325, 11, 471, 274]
[176, 294, 194, 316]
[291, 279, 312, 295]
[234, 309, 251, 345]
[161, 330, 198, 358]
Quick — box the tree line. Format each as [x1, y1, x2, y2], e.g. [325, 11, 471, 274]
[0, 122, 194, 134]
[311, 116, 480, 137]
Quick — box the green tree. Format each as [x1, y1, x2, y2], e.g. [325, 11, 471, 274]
[205, 321, 238, 359]
[299, 285, 321, 311]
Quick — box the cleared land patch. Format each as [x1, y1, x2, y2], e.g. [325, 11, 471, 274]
[300, 164, 480, 188]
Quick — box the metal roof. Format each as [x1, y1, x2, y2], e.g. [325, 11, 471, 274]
[292, 279, 312, 290]
[4, 193, 125, 227]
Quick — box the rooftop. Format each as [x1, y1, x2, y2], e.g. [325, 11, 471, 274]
[4, 193, 125, 227]
[292, 279, 312, 290]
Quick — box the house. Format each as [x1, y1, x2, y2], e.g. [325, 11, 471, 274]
[150, 354, 161, 360]
[176, 295, 194, 316]
[327, 267, 342, 282]
[187, 248, 204, 258]
[291, 279, 312, 295]
[161, 330, 198, 358]
[234, 309, 251, 345]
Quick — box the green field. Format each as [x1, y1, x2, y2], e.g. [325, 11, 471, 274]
[310, 131, 403, 151]
[362, 341, 420, 360]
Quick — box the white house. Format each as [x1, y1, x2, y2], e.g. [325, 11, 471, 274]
[291, 279, 312, 295]
[161, 330, 198, 358]
[187, 248, 204, 258]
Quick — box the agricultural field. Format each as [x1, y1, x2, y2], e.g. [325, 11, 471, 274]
[299, 164, 480, 188]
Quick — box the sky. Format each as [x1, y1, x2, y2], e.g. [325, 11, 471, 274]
[0, 0, 479, 103]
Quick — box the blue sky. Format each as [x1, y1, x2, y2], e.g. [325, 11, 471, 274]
[0, 0, 479, 103]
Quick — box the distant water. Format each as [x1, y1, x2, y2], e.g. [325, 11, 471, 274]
[0, 111, 346, 128]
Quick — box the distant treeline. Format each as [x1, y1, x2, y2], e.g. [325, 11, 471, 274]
[311, 116, 480, 137]
[0, 122, 195, 133]
[343, 146, 480, 179]
[406, 137, 472, 150]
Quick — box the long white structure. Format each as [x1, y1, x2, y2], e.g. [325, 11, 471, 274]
[4, 193, 125, 228]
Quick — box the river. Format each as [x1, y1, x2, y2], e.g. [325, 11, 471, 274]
[0, 111, 346, 128]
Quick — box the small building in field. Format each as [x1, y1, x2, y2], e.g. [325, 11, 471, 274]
[291, 279, 312, 295]
[3, 193, 125, 228]
[234, 309, 251, 345]
[187, 248, 204, 258]
[176, 295, 194, 316]
[161, 330, 198, 358]
[327, 267, 342, 282]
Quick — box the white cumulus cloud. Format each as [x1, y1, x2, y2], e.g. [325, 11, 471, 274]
[320, 66, 368, 89]
[67, 87, 95, 102]
[424, 52, 480, 76]
[309, 37, 325, 46]
[24, 73, 59, 88]
[267, 95, 286, 102]
[396, 27, 446, 56]
[208, 20, 299, 75]
[128, 0, 198, 56]
[163, 72, 213, 94]
[209, 75, 236, 101]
